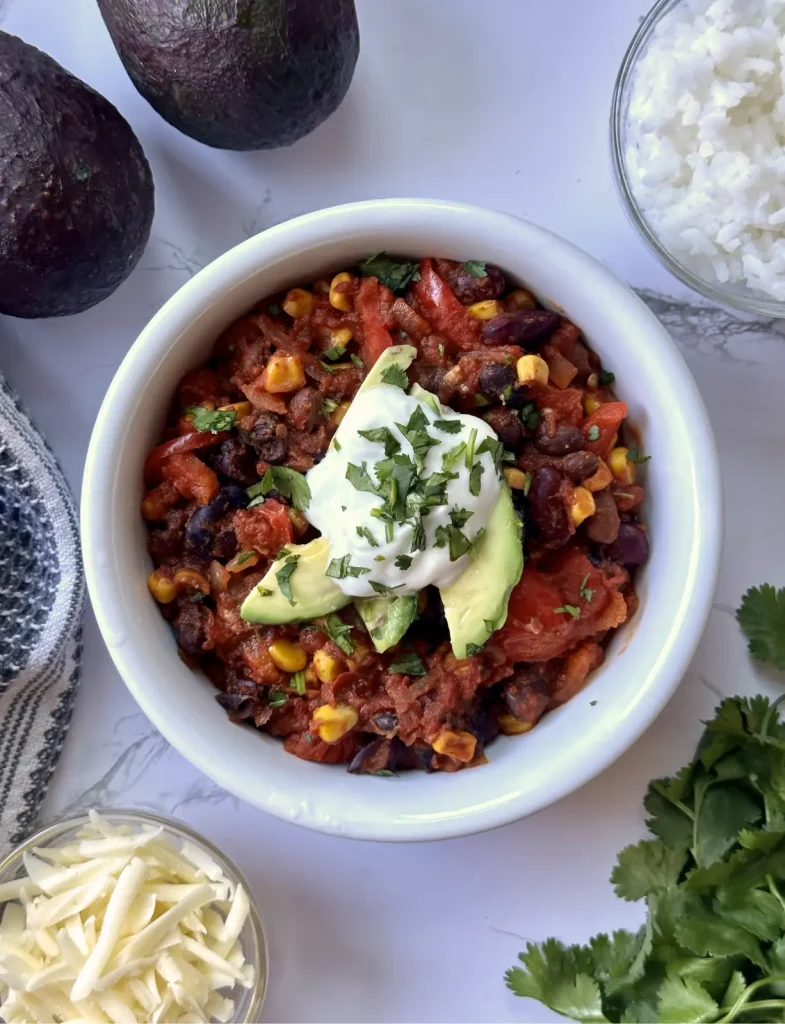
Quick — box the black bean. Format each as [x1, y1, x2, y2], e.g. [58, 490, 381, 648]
[504, 673, 549, 722]
[528, 466, 571, 546]
[502, 384, 531, 411]
[212, 529, 238, 561]
[394, 741, 436, 773]
[185, 494, 229, 556]
[481, 309, 560, 347]
[175, 604, 207, 655]
[373, 711, 399, 734]
[411, 364, 448, 395]
[484, 407, 522, 450]
[606, 523, 649, 567]
[533, 422, 584, 457]
[255, 435, 288, 465]
[348, 738, 384, 775]
[223, 483, 250, 509]
[470, 705, 500, 746]
[561, 451, 600, 482]
[246, 413, 279, 448]
[216, 438, 257, 484]
[477, 363, 516, 401]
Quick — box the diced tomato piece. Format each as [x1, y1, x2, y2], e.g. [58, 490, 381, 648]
[355, 277, 396, 369]
[542, 346, 578, 389]
[176, 368, 224, 408]
[411, 259, 480, 351]
[160, 452, 220, 505]
[241, 376, 289, 414]
[527, 382, 583, 426]
[583, 402, 628, 457]
[233, 499, 293, 556]
[496, 548, 627, 662]
[141, 480, 181, 521]
[144, 431, 227, 483]
[614, 484, 644, 512]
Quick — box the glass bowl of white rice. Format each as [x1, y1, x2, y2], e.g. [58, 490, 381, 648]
[0, 810, 267, 1024]
[612, 0, 785, 316]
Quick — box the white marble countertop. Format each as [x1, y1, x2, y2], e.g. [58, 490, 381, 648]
[2, 1, 784, 1021]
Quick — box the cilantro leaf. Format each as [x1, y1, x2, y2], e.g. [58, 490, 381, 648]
[465, 642, 485, 657]
[290, 671, 307, 696]
[247, 466, 311, 511]
[610, 839, 687, 901]
[442, 441, 467, 471]
[433, 418, 462, 434]
[737, 584, 785, 670]
[504, 940, 608, 1023]
[627, 447, 650, 464]
[462, 260, 488, 278]
[449, 506, 473, 529]
[369, 581, 404, 596]
[275, 556, 299, 606]
[554, 604, 581, 620]
[476, 436, 504, 471]
[381, 363, 409, 389]
[267, 689, 288, 708]
[434, 524, 472, 561]
[587, 425, 601, 442]
[187, 406, 237, 433]
[388, 651, 426, 676]
[394, 554, 413, 570]
[358, 427, 401, 457]
[351, 353, 365, 369]
[324, 614, 355, 655]
[346, 462, 380, 495]
[410, 515, 426, 553]
[598, 369, 615, 386]
[655, 977, 717, 1024]
[326, 554, 371, 580]
[469, 462, 484, 496]
[321, 398, 339, 417]
[323, 342, 346, 361]
[356, 525, 379, 548]
[357, 253, 421, 293]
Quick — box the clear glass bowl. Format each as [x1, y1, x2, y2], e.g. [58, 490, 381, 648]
[610, 0, 785, 318]
[0, 810, 268, 1023]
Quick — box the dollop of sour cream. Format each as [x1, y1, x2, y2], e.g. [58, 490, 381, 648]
[306, 383, 502, 597]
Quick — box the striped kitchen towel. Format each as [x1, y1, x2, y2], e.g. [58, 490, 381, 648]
[0, 374, 84, 859]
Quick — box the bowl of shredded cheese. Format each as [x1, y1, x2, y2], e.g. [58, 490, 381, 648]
[612, 0, 785, 316]
[0, 809, 267, 1024]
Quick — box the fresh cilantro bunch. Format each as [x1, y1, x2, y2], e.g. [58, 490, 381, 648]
[506, 695, 785, 1023]
[737, 585, 785, 671]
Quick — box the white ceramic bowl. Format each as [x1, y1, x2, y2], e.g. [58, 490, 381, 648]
[83, 199, 722, 842]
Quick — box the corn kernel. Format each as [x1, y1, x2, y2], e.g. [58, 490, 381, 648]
[262, 353, 305, 394]
[329, 327, 353, 348]
[313, 703, 358, 743]
[583, 461, 613, 493]
[516, 354, 549, 385]
[282, 288, 314, 318]
[508, 288, 537, 310]
[583, 393, 602, 416]
[330, 401, 352, 428]
[288, 508, 309, 535]
[609, 446, 635, 485]
[503, 467, 528, 490]
[218, 401, 252, 418]
[432, 729, 477, 763]
[329, 272, 354, 312]
[147, 570, 177, 604]
[586, 372, 599, 390]
[498, 714, 534, 735]
[570, 486, 596, 527]
[313, 648, 341, 684]
[466, 299, 501, 320]
[269, 639, 307, 673]
[173, 568, 211, 594]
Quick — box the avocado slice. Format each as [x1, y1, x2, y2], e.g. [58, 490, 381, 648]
[0, 32, 154, 318]
[354, 596, 418, 653]
[98, 0, 360, 151]
[439, 485, 524, 660]
[241, 538, 350, 624]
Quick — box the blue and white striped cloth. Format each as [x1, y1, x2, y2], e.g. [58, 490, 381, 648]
[0, 375, 84, 858]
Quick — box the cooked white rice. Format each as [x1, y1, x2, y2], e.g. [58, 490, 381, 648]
[625, 0, 785, 301]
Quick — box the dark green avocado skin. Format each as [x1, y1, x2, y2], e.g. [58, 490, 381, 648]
[0, 32, 154, 318]
[97, 0, 360, 150]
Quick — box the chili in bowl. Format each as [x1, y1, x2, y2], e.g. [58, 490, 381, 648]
[141, 256, 649, 775]
[82, 199, 721, 841]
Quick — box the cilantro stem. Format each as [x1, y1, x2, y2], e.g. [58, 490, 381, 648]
[717, 976, 785, 1023]
[760, 693, 785, 738]
[768, 874, 785, 914]
[650, 780, 695, 821]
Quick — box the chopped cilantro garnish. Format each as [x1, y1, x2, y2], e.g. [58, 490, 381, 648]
[520, 402, 540, 430]
[334, 438, 342, 451]
[373, 555, 385, 562]
[357, 253, 421, 292]
[523, 472, 532, 496]
[579, 573, 595, 603]
[321, 398, 339, 417]
[267, 689, 288, 708]
[319, 360, 340, 374]
[484, 618, 497, 633]
[247, 466, 311, 511]
[501, 383, 513, 403]
[358, 427, 401, 457]
[350, 353, 365, 369]
[346, 462, 379, 495]
[553, 604, 581, 620]
[598, 369, 615, 385]
[187, 406, 237, 433]
[433, 418, 462, 434]
[501, 450, 517, 464]
[323, 343, 346, 361]
[465, 427, 478, 468]
[449, 506, 473, 529]
[434, 523, 472, 561]
[442, 441, 467, 471]
[587, 425, 601, 442]
[381, 363, 409, 389]
[326, 554, 371, 580]
[268, 304, 281, 315]
[394, 554, 413, 570]
[463, 260, 487, 277]
[410, 515, 426, 552]
[356, 525, 379, 548]
[324, 614, 355, 655]
[469, 462, 484, 496]
[369, 581, 404, 595]
[627, 447, 651, 464]
[737, 584, 785, 669]
[388, 651, 426, 676]
[234, 551, 256, 566]
[256, 586, 273, 597]
[275, 556, 299, 606]
[465, 642, 485, 657]
[476, 436, 504, 471]
[420, 391, 441, 416]
[290, 671, 307, 696]
[469, 527, 486, 553]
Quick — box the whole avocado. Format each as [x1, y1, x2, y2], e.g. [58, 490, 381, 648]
[97, 0, 360, 151]
[0, 32, 154, 319]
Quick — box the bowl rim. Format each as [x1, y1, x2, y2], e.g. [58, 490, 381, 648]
[0, 809, 268, 1022]
[610, 0, 785, 319]
[82, 198, 723, 841]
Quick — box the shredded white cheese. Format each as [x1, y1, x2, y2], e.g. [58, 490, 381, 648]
[0, 812, 256, 1023]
